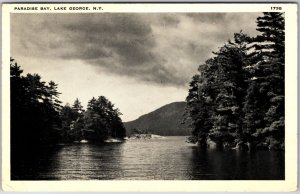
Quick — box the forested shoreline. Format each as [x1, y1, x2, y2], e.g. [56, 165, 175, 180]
[10, 12, 284, 153]
[185, 13, 285, 150]
[11, 59, 126, 154]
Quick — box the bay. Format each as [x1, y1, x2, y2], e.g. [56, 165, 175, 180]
[12, 136, 284, 180]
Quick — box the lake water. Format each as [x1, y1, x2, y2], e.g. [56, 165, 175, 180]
[12, 136, 284, 180]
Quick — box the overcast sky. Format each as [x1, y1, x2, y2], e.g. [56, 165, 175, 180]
[11, 13, 261, 121]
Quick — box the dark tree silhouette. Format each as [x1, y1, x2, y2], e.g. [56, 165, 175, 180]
[186, 13, 285, 150]
[83, 96, 126, 142]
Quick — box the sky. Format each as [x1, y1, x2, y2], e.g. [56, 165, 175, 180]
[11, 13, 261, 121]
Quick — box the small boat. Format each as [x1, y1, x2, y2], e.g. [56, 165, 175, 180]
[80, 139, 88, 143]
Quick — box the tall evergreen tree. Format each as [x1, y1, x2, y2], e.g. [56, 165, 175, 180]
[206, 33, 249, 148]
[186, 74, 212, 147]
[59, 99, 85, 142]
[48, 81, 62, 112]
[186, 13, 285, 150]
[10, 58, 62, 151]
[244, 12, 285, 150]
[60, 103, 76, 142]
[72, 98, 84, 115]
[71, 98, 85, 141]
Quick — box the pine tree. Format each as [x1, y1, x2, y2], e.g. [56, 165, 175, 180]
[10, 58, 62, 150]
[48, 81, 62, 112]
[207, 33, 249, 148]
[72, 98, 84, 115]
[60, 104, 76, 142]
[186, 32, 250, 149]
[244, 12, 285, 150]
[186, 74, 212, 147]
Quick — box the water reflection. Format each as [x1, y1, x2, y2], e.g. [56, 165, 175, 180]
[118, 137, 192, 179]
[11, 146, 62, 180]
[189, 147, 284, 180]
[11, 137, 284, 180]
[53, 143, 125, 180]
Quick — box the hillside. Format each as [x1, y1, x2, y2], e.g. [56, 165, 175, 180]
[123, 101, 192, 136]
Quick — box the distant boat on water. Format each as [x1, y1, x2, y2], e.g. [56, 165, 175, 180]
[80, 139, 88, 143]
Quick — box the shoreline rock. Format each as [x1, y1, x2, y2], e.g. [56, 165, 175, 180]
[104, 138, 124, 143]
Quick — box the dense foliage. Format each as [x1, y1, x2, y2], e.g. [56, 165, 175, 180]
[10, 60, 126, 152]
[186, 13, 285, 150]
[83, 96, 126, 141]
[11, 58, 62, 152]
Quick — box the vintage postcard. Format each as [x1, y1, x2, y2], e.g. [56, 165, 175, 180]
[1, 3, 298, 192]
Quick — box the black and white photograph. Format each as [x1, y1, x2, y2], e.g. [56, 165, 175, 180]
[2, 3, 298, 192]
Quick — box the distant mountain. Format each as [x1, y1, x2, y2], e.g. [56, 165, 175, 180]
[123, 101, 192, 136]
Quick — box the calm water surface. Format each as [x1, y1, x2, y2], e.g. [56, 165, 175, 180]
[12, 136, 284, 180]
